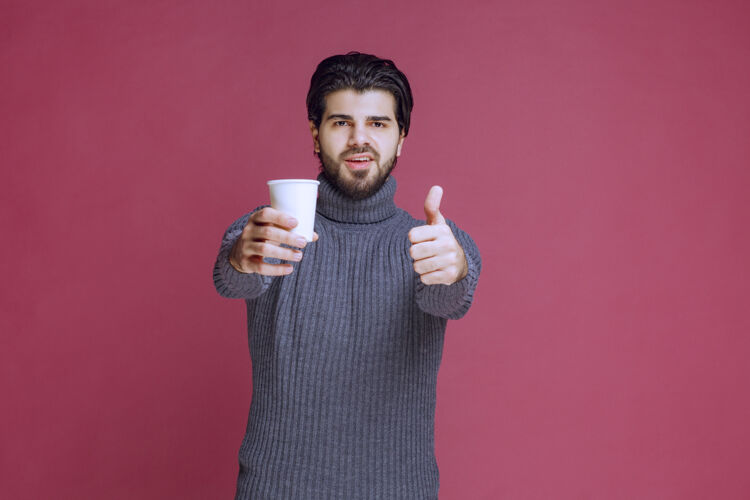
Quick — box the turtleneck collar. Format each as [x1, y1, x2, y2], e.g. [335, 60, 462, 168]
[315, 172, 398, 224]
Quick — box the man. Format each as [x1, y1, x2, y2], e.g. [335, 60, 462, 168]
[213, 52, 481, 500]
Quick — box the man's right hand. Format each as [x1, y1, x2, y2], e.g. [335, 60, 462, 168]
[229, 207, 318, 276]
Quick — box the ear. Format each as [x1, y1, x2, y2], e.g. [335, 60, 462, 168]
[396, 131, 405, 157]
[309, 120, 320, 153]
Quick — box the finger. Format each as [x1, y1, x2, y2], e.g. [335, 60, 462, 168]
[248, 241, 303, 262]
[413, 254, 451, 276]
[419, 269, 450, 285]
[313, 231, 319, 242]
[249, 224, 308, 249]
[424, 186, 445, 225]
[409, 240, 440, 261]
[408, 223, 450, 244]
[251, 207, 298, 229]
[245, 256, 295, 276]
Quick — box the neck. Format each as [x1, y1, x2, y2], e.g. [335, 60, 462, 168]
[315, 173, 398, 223]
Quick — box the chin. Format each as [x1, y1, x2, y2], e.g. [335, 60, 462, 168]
[319, 153, 396, 200]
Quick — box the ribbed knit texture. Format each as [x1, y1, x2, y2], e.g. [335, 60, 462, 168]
[214, 174, 481, 500]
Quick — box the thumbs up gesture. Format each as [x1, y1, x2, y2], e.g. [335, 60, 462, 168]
[408, 186, 469, 285]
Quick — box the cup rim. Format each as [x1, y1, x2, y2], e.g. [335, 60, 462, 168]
[267, 179, 320, 185]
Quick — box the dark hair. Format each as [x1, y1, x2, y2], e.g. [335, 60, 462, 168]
[306, 52, 414, 136]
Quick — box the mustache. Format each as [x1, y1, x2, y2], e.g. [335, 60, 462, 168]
[338, 146, 380, 161]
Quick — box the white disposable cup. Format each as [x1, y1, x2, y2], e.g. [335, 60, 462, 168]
[267, 179, 320, 242]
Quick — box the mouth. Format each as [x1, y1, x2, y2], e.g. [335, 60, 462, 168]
[343, 154, 374, 171]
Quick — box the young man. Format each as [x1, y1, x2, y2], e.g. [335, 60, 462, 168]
[214, 52, 481, 500]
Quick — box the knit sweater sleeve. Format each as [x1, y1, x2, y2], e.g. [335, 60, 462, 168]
[415, 219, 481, 320]
[212, 208, 272, 299]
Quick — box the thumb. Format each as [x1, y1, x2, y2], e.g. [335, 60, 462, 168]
[424, 185, 445, 225]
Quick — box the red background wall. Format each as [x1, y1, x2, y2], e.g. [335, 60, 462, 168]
[2, 1, 749, 498]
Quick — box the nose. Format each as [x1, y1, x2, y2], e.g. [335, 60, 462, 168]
[347, 122, 370, 147]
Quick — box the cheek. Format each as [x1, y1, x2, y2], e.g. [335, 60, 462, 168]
[382, 137, 401, 155]
[322, 131, 347, 150]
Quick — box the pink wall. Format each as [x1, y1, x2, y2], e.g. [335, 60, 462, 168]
[2, 1, 749, 498]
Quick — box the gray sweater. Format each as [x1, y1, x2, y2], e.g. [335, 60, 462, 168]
[213, 174, 481, 500]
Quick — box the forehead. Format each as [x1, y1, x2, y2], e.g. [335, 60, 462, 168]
[322, 89, 397, 118]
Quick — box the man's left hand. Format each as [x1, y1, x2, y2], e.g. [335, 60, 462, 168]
[408, 186, 469, 285]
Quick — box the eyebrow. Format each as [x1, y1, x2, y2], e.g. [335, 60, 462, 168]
[325, 114, 393, 122]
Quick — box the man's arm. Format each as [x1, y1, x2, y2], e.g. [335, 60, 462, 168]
[213, 211, 270, 299]
[412, 218, 481, 319]
[213, 206, 314, 299]
[409, 186, 482, 319]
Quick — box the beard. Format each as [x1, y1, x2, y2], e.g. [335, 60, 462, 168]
[317, 146, 398, 200]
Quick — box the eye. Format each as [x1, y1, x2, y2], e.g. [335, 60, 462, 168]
[371, 122, 385, 128]
[334, 121, 349, 127]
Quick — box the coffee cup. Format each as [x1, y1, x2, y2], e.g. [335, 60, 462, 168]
[267, 179, 320, 242]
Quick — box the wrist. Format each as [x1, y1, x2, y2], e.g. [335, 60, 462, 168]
[228, 251, 242, 272]
[228, 239, 245, 273]
[456, 250, 468, 282]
